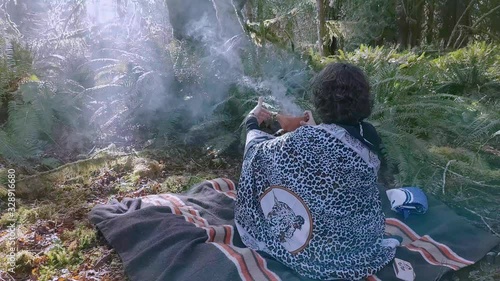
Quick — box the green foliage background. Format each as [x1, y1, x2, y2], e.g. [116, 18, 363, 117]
[0, 0, 498, 207]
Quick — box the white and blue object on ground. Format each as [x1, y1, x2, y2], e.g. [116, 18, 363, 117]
[386, 187, 428, 219]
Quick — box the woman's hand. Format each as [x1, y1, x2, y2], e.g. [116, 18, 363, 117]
[249, 97, 272, 125]
[300, 110, 316, 126]
[276, 114, 306, 132]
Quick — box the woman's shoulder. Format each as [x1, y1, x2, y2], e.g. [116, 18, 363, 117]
[288, 125, 332, 140]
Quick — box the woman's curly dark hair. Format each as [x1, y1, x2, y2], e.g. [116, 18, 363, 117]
[311, 62, 373, 125]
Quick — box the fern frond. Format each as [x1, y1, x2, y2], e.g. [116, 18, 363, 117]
[0, 130, 38, 164]
[77, 58, 121, 71]
[83, 84, 125, 99]
[97, 48, 148, 65]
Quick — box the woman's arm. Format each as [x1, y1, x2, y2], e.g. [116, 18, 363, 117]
[244, 98, 276, 155]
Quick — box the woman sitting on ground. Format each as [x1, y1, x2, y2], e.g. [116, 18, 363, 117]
[234, 62, 397, 280]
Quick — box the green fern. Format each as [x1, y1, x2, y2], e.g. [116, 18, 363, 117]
[433, 42, 500, 99]
[314, 44, 500, 197]
[0, 130, 39, 165]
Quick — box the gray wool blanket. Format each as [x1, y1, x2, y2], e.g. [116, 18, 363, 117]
[89, 178, 499, 281]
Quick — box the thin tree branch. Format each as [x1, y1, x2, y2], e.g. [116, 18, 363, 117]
[210, 0, 223, 37]
[464, 207, 500, 238]
[453, 29, 466, 49]
[471, 4, 500, 28]
[442, 159, 456, 195]
[433, 163, 500, 189]
[461, 25, 500, 41]
[1, 5, 22, 37]
[446, 0, 476, 49]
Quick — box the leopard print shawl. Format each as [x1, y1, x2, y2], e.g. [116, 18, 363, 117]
[235, 123, 396, 280]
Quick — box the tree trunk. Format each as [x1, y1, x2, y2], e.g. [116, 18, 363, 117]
[397, 0, 425, 48]
[439, 0, 455, 42]
[426, 0, 435, 44]
[396, 1, 409, 47]
[409, 0, 425, 47]
[316, 0, 330, 56]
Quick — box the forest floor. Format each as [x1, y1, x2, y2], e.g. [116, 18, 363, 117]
[0, 148, 499, 281]
[0, 148, 241, 281]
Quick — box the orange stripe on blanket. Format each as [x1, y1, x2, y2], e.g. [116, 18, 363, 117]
[207, 179, 236, 199]
[223, 225, 233, 245]
[209, 180, 222, 191]
[168, 206, 179, 215]
[160, 198, 223, 244]
[208, 227, 215, 242]
[158, 194, 207, 226]
[218, 244, 254, 281]
[143, 196, 181, 215]
[421, 235, 474, 265]
[386, 218, 472, 269]
[252, 250, 281, 281]
[174, 206, 181, 215]
[406, 244, 460, 270]
[225, 191, 236, 199]
[161, 194, 185, 207]
[387, 224, 464, 270]
[221, 178, 235, 191]
[189, 207, 210, 226]
[386, 219, 419, 240]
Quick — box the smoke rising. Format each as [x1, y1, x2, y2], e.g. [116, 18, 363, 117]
[3, 0, 313, 153]
[180, 3, 311, 116]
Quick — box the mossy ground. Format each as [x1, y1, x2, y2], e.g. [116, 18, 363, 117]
[0, 149, 240, 281]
